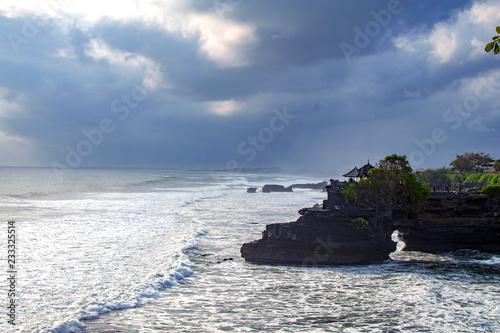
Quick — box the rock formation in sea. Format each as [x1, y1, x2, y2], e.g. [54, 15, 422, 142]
[253, 182, 328, 194]
[289, 181, 328, 190]
[241, 180, 500, 265]
[262, 184, 293, 193]
[241, 181, 395, 265]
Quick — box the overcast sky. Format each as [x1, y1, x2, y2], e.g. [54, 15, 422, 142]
[1, 0, 499, 175]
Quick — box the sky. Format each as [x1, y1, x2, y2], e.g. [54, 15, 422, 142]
[1, 0, 500, 175]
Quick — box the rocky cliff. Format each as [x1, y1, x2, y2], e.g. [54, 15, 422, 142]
[241, 205, 396, 265]
[241, 190, 500, 265]
[396, 193, 500, 253]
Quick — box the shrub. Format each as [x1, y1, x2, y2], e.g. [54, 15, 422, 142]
[417, 167, 451, 190]
[340, 184, 358, 204]
[354, 217, 369, 229]
[480, 185, 500, 197]
[358, 155, 431, 216]
[445, 174, 500, 188]
[494, 160, 500, 172]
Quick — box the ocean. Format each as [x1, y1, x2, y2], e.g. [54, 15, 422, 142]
[0, 168, 499, 332]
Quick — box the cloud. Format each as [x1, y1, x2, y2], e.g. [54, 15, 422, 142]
[206, 99, 243, 116]
[0, 0, 499, 172]
[428, 24, 458, 63]
[0, 87, 24, 117]
[187, 13, 257, 68]
[394, 0, 500, 64]
[467, 117, 496, 132]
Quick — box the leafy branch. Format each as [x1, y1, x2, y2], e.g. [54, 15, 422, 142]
[485, 26, 500, 55]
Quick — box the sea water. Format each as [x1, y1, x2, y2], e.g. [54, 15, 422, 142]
[0, 168, 499, 332]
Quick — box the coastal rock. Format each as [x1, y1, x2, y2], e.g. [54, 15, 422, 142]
[241, 185, 500, 265]
[262, 184, 293, 193]
[241, 206, 396, 265]
[289, 181, 328, 190]
[396, 193, 500, 253]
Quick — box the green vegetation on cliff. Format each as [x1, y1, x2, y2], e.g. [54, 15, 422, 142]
[418, 167, 452, 190]
[480, 185, 500, 197]
[353, 217, 369, 229]
[342, 154, 431, 217]
[340, 183, 358, 205]
[450, 152, 494, 174]
[494, 159, 500, 172]
[416, 151, 499, 191]
[446, 173, 500, 186]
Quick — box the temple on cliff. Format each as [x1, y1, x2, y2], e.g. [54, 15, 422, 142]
[342, 161, 374, 180]
[323, 179, 348, 210]
[241, 158, 500, 265]
[321, 161, 374, 209]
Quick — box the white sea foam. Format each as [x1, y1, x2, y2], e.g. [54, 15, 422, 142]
[82, 183, 500, 333]
[0, 169, 226, 333]
[2, 169, 499, 333]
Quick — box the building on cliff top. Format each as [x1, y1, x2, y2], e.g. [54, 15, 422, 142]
[342, 161, 374, 180]
[323, 179, 348, 209]
[321, 161, 374, 209]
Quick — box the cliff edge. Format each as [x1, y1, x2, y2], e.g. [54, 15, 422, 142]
[396, 192, 500, 253]
[241, 182, 500, 265]
[241, 205, 396, 265]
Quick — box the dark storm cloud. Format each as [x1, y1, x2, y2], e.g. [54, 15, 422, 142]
[0, 0, 499, 172]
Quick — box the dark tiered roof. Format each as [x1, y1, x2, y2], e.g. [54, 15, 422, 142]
[342, 167, 359, 178]
[342, 161, 374, 178]
[358, 162, 374, 177]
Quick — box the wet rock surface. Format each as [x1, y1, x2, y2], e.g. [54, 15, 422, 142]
[241, 192, 500, 265]
[241, 205, 396, 265]
[397, 193, 500, 253]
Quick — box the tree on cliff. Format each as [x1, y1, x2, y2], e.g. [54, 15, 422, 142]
[357, 154, 430, 217]
[450, 154, 473, 174]
[450, 152, 494, 173]
[485, 26, 500, 55]
[473, 153, 495, 172]
[417, 167, 451, 191]
[494, 159, 500, 172]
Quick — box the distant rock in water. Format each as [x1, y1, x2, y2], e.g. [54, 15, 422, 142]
[262, 184, 293, 193]
[247, 187, 257, 193]
[257, 182, 327, 193]
[290, 181, 328, 190]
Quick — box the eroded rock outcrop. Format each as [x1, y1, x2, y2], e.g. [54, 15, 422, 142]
[241, 181, 500, 265]
[241, 204, 396, 265]
[290, 181, 328, 190]
[262, 184, 293, 193]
